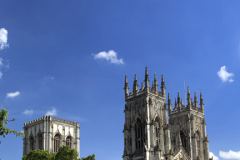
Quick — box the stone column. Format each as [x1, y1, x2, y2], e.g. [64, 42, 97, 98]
[146, 100, 150, 160]
[191, 115, 196, 160]
[200, 136, 204, 159]
[204, 136, 209, 160]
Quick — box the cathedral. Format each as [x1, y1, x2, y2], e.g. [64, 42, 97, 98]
[123, 67, 210, 160]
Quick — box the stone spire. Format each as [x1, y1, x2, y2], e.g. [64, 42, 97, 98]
[145, 67, 150, 93]
[200, 92, 204, 113]
[181, 98, 183, 107]
[177, 92, 180, 108]
[141, 81, 144, 91]
[187, 86, 191, 109]
[161, 74, 166, 97]
[124, 75, 129, 99]
[133, 74, 139, 95]
[194, 92, 198, 108]
[168, 93, 172, 113]
[175, 98, 177, 109]
[153, 73, 159, 93]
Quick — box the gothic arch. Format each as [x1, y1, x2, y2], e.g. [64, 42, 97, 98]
[29, 135, 34, 151]
[54, 132, 62, 153]
[37, 133, 43, 150]
[179, 130, 187, 152]
[53, 129, 62, 138]
[153, 116, 161, 146]
[153, 116, 161, 125]
[132, 115, 142, 126]
[134, 118, 145, 150]
[66, 135, 72, 149]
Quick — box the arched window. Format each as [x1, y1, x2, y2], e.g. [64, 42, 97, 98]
[66, 136, 72, 149]
[38, 134, 43, 150]
[30, 136, 34, 151]
[134, 119, 145, 150]
[54, 133, 61, 153]
[180, 130, 187, 152]
[154, 119, 160, 146]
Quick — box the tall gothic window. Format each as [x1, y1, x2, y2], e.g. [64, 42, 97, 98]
[154, 119, 160, 146]
[54, 133, 61, 153]
[196, 131, 200, 156]
[134, 119, 145, 150]
[66, 136, 72, 149]
[30, 136, 34, 151]
[180, 130, 187, 152]
[38, 134, 43, 150]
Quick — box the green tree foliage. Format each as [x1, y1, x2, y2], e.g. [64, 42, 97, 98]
[80, 154, 95, 160]
[55, 145, 80, 160]
[22, 149, 55, 160]
[0, 106, 24, 138]
[22, 145, 82, 160]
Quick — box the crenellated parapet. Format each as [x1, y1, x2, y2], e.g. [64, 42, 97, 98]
[168, 87, 205, 115]
[24, 116, 79, 127]
[124, 67, 166, 101]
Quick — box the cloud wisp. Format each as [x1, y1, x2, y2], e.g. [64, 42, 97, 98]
[0, 28, 9, 50]
[220, 150, 240, 160]
[6, 91, 20, 98]
[93, 50, 124, 64]
[209, 152, 219, 160]
[22, 109, 34, 116]
[45, 108, 57, 116]
[217, 66, 234, 82]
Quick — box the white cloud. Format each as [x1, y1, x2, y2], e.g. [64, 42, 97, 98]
[220, 150, 240, 160]
[45, 108, 57, 116]
[0, 28, 9, 50]
[217, 66, 234, 82]
[209, 152, 219, 160]
[93, 50, 124, 64]
[0, 71, 3, 79]
[0, 58, 3, 66]
[22, 109, 33, 116]
[6, 91, 20, 98]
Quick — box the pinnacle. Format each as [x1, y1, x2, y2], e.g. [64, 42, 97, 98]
[145, 66, 148, 75]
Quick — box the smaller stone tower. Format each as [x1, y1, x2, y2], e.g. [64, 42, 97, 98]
[23, 116, 80, 157]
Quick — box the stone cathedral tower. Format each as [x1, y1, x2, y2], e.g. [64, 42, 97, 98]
[123, 67, 210, 160]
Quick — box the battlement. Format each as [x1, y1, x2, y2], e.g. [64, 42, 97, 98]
[124, 67, 166, 100]
[168, 87, 205, 115]
[24, 116, 79, 126]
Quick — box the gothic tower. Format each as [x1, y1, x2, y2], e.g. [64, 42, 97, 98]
[168, 88, 209, 160]
[123, 68, 210, 160]
[123, 67, 171, 160]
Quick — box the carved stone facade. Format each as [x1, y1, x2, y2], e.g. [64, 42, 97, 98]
[23, 116, 80, 157]
[123, 67, 211, 160]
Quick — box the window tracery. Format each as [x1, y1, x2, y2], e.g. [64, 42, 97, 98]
[38, 134, 42, 150]
[196, 131, 200, 156]
[54, 133, 61, 153]
[154, 119, 160, 146]
[180, 130, 187, 152]
[30, 136, 34, 151]
[134, 119, 145, 150]
[66, 136, 72, 149]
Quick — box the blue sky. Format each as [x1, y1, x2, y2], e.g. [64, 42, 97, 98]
[0, 1, 240, 160]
